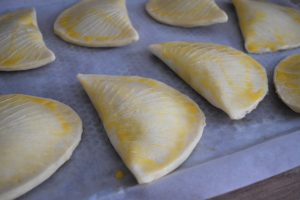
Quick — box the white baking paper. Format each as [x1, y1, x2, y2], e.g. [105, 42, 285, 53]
[0, 0, 300, 199]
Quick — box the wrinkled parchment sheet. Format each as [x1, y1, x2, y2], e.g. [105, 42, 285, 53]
[0, 0, 300, 199]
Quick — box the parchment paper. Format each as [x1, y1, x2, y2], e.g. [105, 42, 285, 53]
[0, 0, 300, 199]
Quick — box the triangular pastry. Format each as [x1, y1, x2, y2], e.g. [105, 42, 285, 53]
[54, 0, 139, 47]
[233, 0, 300, 53]
[0, 94, 82, 200]
[146, 0, 228, 27]
[0, 9, 55, 71]
[77, 74, 206, 183]
[150, 42, 268, 120]
[274, 54, 300, 113]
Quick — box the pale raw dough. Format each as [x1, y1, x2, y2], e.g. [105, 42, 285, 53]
[54, 0, 139, 47]
[78, 74, 206, 183]
[0, 9, 55, 71]
[150, 42, 268, 120]
[233, 0, 300, 53]
[274, 54, 300, 113]
[0, 94, 82, 200]
[146, 0, 228, 27]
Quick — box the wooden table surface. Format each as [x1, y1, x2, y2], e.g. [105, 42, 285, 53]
[210, 166, 300, 200]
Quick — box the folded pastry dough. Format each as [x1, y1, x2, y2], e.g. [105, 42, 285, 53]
[150, 42, 268, 120]
[0, 9, 55, 71]
[54, 0, 139, 47]
[274, 54, 300, 113]
[78, 74, 206, 183]
[233, 0, 300, 53]
[0, 94, 82, 200]
[146, 0, 228, 27]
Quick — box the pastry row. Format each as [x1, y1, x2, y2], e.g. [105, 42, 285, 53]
[1, 22, 299, 116]
[1, 0, 300, 199]
[1, 75, 204, 200]
[1, 0, 300, 70]
[1, 51, 300, 198]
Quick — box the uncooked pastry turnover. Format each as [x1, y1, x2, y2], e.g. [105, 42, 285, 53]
[233, 0, 300, 53]
[146, 0, 228, 27]
[54, 0, 139, 47]
[78, 74, 206, 183]
[0, 94, 82, 200]
[0, 9, 55, 71]
[274, 54, 300, 113]
[150, 42, 268, 120]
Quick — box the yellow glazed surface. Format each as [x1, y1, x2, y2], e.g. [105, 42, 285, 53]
[0, 9, 55, 71]
[233, 0, 300, 53]
[274, 55, 300, 113]
[0, 94, 82, 200]
[54, 0, 139, 47]
[78, 74, 206, 183]
[150, 42, 268, 120]
[146, 0, 228, 27]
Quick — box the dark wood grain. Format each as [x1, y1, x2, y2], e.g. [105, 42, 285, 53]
[210, 166, 300, 200]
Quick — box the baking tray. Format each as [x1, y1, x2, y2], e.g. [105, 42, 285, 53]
[1, 0, 300, 199]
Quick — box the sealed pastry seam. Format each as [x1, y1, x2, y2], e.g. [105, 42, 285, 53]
[149, 42, 268, 120]
[77, 74, 206, 183]
[274, 54, 300, 113]
[54, 0, 139, 47]
[233, 0, 300, 53]
[0, 94, 82, 200]
[146, 0, 228, 27]
[0, 8, 55, 71]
